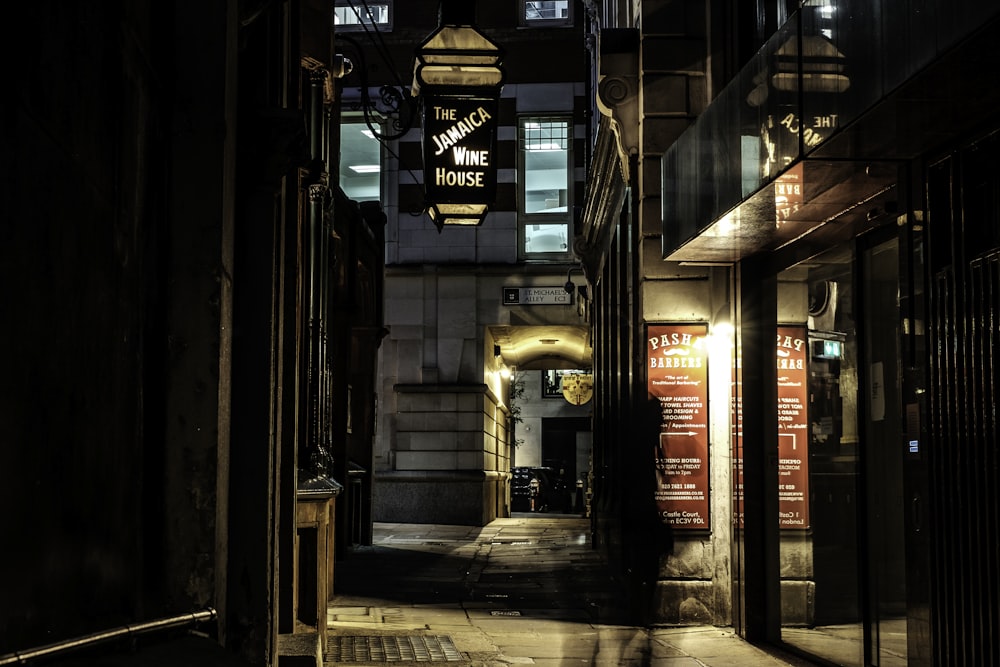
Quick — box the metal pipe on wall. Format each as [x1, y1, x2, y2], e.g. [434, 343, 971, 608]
[0, 609, 217, 666]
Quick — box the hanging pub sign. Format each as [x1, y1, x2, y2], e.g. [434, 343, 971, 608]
[647, 324, 711, 530]
[422, 95, 499, 224]
[411, 8, 504, 229]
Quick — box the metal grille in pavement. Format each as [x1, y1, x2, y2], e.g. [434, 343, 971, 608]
[326, 635, 463, 663]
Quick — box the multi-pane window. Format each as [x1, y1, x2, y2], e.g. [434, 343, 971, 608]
[522, 1, 571, 25]
[519, 118, 571, 257]
[334, 1, 392, 32]
[340, 118, 382, 202]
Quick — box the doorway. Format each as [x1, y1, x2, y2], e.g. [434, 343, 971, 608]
[541, 416, 590, 514]
[777, 235, 913, 665]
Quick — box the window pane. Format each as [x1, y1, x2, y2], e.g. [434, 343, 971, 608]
[524, 224, 568, 253]
[524, 1, 569, 21]
[521, 119, 569, 214]
[334, 3, 390, 30]
[340, 121, 382, 201]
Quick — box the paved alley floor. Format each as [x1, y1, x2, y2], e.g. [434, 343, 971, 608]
[325, 516, 813, 666]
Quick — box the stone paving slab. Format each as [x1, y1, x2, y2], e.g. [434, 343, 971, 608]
[328, 519, 810, 667]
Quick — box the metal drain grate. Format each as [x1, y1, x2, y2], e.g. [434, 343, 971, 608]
[327, 635, 463, 662]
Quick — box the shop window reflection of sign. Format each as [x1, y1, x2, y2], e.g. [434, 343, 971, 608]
[777, 327, 810, 530]
[779, 112, 838, 149]
[775, 163, 803, 227]
[731, 327, 813, 530]
[761, 114, 840, 179]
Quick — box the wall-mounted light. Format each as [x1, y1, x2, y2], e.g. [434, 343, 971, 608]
[564, 263, 587, 301]
[331, 53, 353, 79]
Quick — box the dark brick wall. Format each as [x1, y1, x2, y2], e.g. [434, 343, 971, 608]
[0, 0, 237, 655]
[2, 1, 172, 648]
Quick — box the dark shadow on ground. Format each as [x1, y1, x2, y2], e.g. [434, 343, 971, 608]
[333, 523, 631, 625]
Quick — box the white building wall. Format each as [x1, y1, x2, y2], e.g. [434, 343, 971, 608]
[372, 79, 590, 524]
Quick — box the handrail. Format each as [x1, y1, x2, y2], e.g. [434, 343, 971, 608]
[0, 608, 217, 666]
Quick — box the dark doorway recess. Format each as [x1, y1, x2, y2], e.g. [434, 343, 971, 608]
[542, 417, 590, 513]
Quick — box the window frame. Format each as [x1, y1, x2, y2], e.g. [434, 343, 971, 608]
[518, 115, 574, 261]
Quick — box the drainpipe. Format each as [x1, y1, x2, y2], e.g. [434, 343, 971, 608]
[0, 609, 216, 666]
[305, 67, 334, 479]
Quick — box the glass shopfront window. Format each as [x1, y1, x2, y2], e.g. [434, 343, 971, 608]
[778, 244, 863, 664]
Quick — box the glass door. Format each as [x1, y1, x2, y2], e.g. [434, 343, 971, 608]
[861, 237, 907, 666]
[777, 235, 908, 665]
[779, 243, 864, 665]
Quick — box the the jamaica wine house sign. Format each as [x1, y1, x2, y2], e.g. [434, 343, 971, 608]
[422, 95, 498, 221]
[411, 5, 504, 229]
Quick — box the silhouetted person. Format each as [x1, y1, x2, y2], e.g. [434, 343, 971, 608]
[617, 398, 675, 623]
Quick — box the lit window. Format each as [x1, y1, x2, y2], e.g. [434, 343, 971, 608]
[340, 118, 382, 202]
[522, 1, 571, 26]
[519, 117, 572, 258]
[334, 1, 392, 32]
[542, 369, 588, 397]
[521, 119, 569, 214]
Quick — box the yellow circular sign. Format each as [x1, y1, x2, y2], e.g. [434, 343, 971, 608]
[561, 374, 594, 405]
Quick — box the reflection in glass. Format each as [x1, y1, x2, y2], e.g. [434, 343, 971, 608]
[862, 238, 907, 666]
[524, 1, 569, 21]
[778, 238, 908, 666]
[525, 224, 568, 254]
[779, 244, 863, 666]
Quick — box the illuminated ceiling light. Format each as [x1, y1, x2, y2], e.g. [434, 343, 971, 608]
[704, 210, 740, 237]
[348, 164, 381, 173]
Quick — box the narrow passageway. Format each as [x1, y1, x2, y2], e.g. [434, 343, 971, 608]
[332, 516, 623, 621]
[325, 517, 806, 666]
